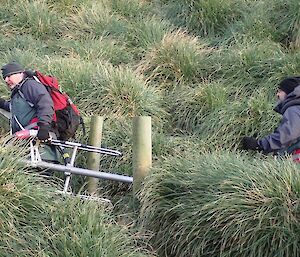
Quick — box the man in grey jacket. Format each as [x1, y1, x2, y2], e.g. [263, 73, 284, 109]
[0, 61, 59, 162]
[242, 77, 300, 155]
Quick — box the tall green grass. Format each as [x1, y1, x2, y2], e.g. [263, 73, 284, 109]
[110, 0, 151, 19]
[48, 0, 88, 14]
[0, 138, 149, 256]
[205, 39, 289, 91]
[160, 0, 248, 37]
[57, 37, 133, 65]
[126, 16, 173, 50]
[266, 0, 300, 49]
[226, 0, 300, 49]
[79, 63, 165, 119]
[0, 0, 300, 255]
[137, 30, 211, 86]
[65, 1, 128, 39]
[0, 140, 56, 256]
[46, 198, 148, 257]
[195, 89, 279, 150]
[139, 152, 300, 257]
[166, 82, 229, 133]
[7, 0, 62, 39]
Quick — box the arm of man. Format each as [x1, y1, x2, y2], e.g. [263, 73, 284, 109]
[258, 106, 300, 153]
[21, 79, 54, 126]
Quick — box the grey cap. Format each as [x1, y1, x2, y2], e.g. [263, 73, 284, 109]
[1, 62, 24, 79]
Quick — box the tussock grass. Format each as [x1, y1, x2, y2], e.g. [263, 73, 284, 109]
[161, 0, 247, 37]
[8, 0, 62, 39]
[46, 198, 148, 257]
[206, 39, 292, 92]
[139, 152, 300, 257]
[0, 140, 56, 256]
[58, 37, 133, 65]
[152, 132, 202, 161]
[0, 138, 149, 256]
[65, 1, 127, 39]
[195, 89, 279, 150]
[0, 35, 43, 53]
[95, 118, 133, 175]
[266, 0, 300, 49]
[137, 30, 211, 86]
[166, 82, 228, 133]
[48, 0, 88, 14]
[126, 16, 172, 50]
[226, 0, 300, 49]
[0, 0, 300, 255]
[186, 0, 246, 36]
[110, 0, 151, 19]
[79, 63, 165, 119]
[227, 1, 278, 43]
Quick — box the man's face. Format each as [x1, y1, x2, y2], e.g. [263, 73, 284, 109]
[277, 89, 287, 102]
[4, 73, 23, 90]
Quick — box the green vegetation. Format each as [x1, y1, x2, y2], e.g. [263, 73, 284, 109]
[139, 152, 300, 257]
[0, 0, 299, 256]
[0, 139, 148, 256]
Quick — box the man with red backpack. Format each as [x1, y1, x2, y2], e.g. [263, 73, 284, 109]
[0, 61, 59, 162]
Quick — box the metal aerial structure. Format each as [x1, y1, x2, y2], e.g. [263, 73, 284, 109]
[0, 109, 133, 199]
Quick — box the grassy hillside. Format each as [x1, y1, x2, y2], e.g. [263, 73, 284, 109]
[0, 0, 300, 256]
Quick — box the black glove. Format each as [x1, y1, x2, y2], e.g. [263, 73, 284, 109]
[241, 136, 261, 151]
[37, 123, 50, 141]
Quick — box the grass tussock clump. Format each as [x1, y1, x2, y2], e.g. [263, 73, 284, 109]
[0, 139, 149, 256]
[8, 0, 62, 39]
[207, 39, 288, 91]
[139, 151, 300, 257]
[137, 30, 211, 86]
[66, 1, 127, 39]
[46, 198, 148, 257]
[195, 90, 279, 150]
[0, 141, 56, 255]
[263, 0, 300, 49]
[166, 81, 229, 133]
[80, 64, 165, 119]
[110, 0, 151, 19]
[161, 0, 247, 37]
[58, 37, 133, 65]
[126, 16, 172, 51]
[226, 0, 300, 49]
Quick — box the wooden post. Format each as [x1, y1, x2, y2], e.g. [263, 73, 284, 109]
[87, 116, 103, 194]
[132, 116, 152, 193]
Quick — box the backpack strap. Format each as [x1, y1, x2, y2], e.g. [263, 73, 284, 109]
[15, 78, 35, 107]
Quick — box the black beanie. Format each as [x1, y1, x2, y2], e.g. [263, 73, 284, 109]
[278, 77, 300, 95]
[1, 62, 24, 79]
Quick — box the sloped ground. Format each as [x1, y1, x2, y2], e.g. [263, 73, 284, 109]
[0, 0, 299, 256]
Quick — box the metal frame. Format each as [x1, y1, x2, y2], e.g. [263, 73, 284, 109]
[25, 137, 133, 197]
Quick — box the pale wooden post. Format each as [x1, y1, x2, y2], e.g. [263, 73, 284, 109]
[132, 116, 152, 193]
[87, 116, 103, 194]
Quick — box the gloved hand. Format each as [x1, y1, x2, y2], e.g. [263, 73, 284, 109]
[241, 136, 261, 151]
[37, 123, 50, 141]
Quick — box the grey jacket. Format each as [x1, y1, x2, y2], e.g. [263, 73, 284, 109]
[258, 85, 300, 154]
[3, 75, 54, 133]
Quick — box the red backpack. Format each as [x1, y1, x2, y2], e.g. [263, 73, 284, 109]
[28, 70, 85, 140]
